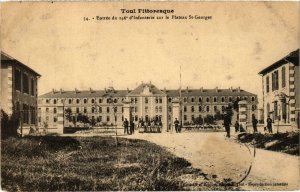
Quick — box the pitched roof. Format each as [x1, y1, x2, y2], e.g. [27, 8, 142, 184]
[39, 89, 128, 98]
[1, 51, 41, 77]
[258, 49, 299, 75]
[164, 88, 256, 97]
[127, 83, 166, 95]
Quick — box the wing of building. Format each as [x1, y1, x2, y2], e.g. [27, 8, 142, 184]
[38, 82, 257, 134]
[258, 49, 299, 130]
[1, 51, 41, 134]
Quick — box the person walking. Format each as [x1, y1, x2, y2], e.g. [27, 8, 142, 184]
[224, 114, 231, 138]
[252, 114, 258, 133]
[174, 118, 179, 133]
[234, 120, 239, 133]
[267, 115, 273, 133]
[123, 118, 129, 134]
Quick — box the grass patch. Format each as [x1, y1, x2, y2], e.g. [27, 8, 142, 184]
[237, 132, 299, 155]
[1, 136, 238, 191]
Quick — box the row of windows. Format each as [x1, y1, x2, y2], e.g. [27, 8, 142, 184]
[266, 66, 286, 93]
[15, 69, 36, 96]
[168, 96, 255, 103]
[44, 97, 122, 105]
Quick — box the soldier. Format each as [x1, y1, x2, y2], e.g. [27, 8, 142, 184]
[267, 115, 273, 133]
[174, 118, 179, 133]
[234, 120, 239, 133]
[252, 114, 258, 133]
[123, 118, 129, 134]
[130, 121, 135, 135]
[223, 113, 231, 138]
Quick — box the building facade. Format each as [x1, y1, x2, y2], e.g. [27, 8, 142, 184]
[1, 52, 41, 132]
[258, 49, 299, 129]
[38, 82, 257, 133]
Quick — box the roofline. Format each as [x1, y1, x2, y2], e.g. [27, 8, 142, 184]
[1, 51, 41, 77]
[258, 49, 299, 75]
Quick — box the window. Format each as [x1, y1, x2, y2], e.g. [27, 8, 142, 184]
[53, 99, 57, 104]
[14, 69, 21, 91]
[23, 104, 29, 124]
[46, 108, 49, 113]
[159, 106, 162, 113]
[92, 107, 95, 113]
[199, 97, 202, 103]
[53, 108, 57, 114]
[135, 107, 138, 113]
[114, 107, 117, 113]
[31, 78, 35, 96]
[206, 97, 210, 103]
[159, 97, 162, 103]
[84, 107, 87, 113]
[229, 97, 232, 102]
[46, 99, 49, 104]
[92, 99, 95, 103]
[76, 107, 79, 113]
[145, 115, 149, 122]
[53, 117, 57, 123]
[222, 106, 225, 112]
[99, 99, 102, 103]
[155, 106, 158, 113]
[69, 99, 72, 104]
[145, 97, 148, 104]
[191, 97, 195, 103]
[198, 106, 202, 112]
[168, 106, 172, 112]
[107, 107, 110, 113]
[244, 96, 248, 100]
[266, 76, 270, 93]
[145, 106, 149, 113]
[135, 98, 138, 104]
[282, 66, 286, 88]
[214, 106, 217, 112]
[184, 106, 187, 112]
[114, 98, 117, 103]
[184, 115, 187, 121]
[135, 115, 138, 121]
[76, 99, 80, 104]
[107, 116, 110, 122]
[184, 98, 187, 103]
[168, 98, 172, 102]
[221, 97, 225, 103]
[191, 115, 194, 122]
[23, 73, 29, 94]
[155, 97, 159, 103]
[84, 99, 87, 104]
[272, 70, 279, 91]
[214, 97, 217, 103]
[252, 97, 255, 102]
[206, 106, 210, 112]
[99, 107, 102, 113]
[191, 106, 194, 112]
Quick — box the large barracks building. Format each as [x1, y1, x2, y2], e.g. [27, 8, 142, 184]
[38, 82, 257, 133]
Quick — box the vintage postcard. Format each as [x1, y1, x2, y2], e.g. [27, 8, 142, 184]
[1, 1, 299, 191]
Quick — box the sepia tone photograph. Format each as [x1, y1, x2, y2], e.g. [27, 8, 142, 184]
[0, 1, 299, 191]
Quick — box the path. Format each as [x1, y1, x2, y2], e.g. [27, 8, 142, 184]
[125, 132, 299, 190]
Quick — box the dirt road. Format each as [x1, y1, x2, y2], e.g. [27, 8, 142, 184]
[126, 132, 299, 190]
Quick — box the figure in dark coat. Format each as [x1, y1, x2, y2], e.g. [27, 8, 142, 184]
[174, 118, 179, 133]
[252, 115, 258, 133]
[224, 114, 231, 138]
[130, 121, 134, 135]
[234, 121, 239, 133]
[123, 118, 129, 134]
[267, 116, 273, 133]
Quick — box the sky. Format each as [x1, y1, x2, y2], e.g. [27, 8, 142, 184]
[1, 2, 299, 106]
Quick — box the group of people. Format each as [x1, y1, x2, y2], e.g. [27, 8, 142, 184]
[122, 118, 135, 135]
[224, 114, 274, 138]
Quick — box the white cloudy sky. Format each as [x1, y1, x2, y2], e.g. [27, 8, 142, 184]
[1, 2, 299, 105]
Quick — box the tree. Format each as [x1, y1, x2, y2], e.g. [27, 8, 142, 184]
[77, 113, 90, 126]
[1, 110, 19, 138]
[90, 117, 96, 127]
[65, 108, 73, 122]
[233, 98, 241, 112]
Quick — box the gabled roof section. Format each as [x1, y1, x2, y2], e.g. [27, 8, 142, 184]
[258, 49, 299, 75]
[128, 83, 166, 96]
[39, 89, 128, 98]
[1, 51, 41, 77]
[165, 88, 256, 97]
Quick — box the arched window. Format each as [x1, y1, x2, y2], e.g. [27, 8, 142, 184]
[214, 106, 217, 112]
[229, 97, 232, 102]
[53, 99, 57, 104]
[69, 99, 72, 104]
[46, 99, 49, 104]
[206, 97, 210, 103]
[107, 107, 110, 113]
[168, 98, 172, 102]
[214, 97, 217, 103]
[99, 107, 102, 113]
[206, 106, 210, 112]
[198, 106, 202, 112]
[184, 106, 187, 112]
[53, 108, 57, 114]
[159, 106, 162, 113]
[184, 98, 187, 103]
[191, 106, 194, 112]
[84, 99, 87, 104]
[99, 98, 102, 103]
[191, 97, 195, 103]
[155, 106, 158, 113]
[199, 97, 202, 103]
[91, 99, 95, 103]
[76, 99, 80, 104]
[92, 107, 95, 113]
[114, 98, 117, 103]
[252, 97, 255, 102]
[221, 97, 225, 103]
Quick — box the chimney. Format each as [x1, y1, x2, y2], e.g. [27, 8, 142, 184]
[52, 89, 55, 94]
[230, 86, 233, 92]
[89, 88, 93, 93]
[60, 88, 63, 94]
[215, 87, 218, 92]
[186, 86, 189, 93]
[164, 87, 166, 92]
[200, 87, 203, 92]
[237, 87, 240, 92]
[75, 88, 78, 94]
[127, 88, 130, 93]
